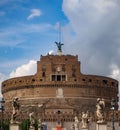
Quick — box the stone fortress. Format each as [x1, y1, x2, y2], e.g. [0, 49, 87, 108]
[1, 42, 120, 129]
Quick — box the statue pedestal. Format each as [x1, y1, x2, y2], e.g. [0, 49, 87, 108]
[82, 125, 88, 130]
[58, 51, 62, 56]
[82, 128, 88, 130]
[96, 123, 107, 130]
[29, 128, 35, 130]
[52, 128, 66, 130]
[75, 128, 79, 130]
[9, 123, 21, 130]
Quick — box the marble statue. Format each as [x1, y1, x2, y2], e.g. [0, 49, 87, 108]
[70, 123, 75, 130]
[74, 116, 79, 130]
[96, 98, 105, 123]
[29, 112, 35, 128]
[71, 116, 79, 130]
[38, 118, 42, 130]
[10, 97, 20, 124]
[81, 111, 89, 128]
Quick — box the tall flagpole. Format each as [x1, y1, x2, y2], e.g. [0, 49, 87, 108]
[59, 22, 61, 44]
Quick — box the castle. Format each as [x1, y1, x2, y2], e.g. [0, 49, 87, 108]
[1, 42, 119, 129]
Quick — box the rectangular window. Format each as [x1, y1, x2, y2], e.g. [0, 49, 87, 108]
[57, 75, 61, 81]
[62, 75, 66, 81]
[52, 75, 56, 81]
[51, 75, 67, 81]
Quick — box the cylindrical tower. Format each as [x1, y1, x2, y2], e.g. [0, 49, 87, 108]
[2, 54, 119, 122]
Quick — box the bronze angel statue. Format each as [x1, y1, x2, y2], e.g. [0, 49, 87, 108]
[55, 41, 64, 51]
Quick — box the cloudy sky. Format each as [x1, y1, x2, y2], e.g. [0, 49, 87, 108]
[0, 0, 120, 106]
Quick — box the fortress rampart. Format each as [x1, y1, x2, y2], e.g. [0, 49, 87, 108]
[2, 74, 118, 100]
[1, 54, 119, 121]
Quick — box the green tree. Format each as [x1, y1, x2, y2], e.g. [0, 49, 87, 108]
[20, 119, 38, 130]
[0, 120, 9, 130]
[20, 119, 30, 130]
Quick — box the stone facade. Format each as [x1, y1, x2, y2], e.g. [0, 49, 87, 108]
[1, 54, 119, 122]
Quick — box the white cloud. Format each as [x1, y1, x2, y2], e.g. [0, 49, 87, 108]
[0, 23, 53, 47]
[62, 0, 120, 75]
[0, 60, 37, 97]
[10, 60, 37, 78]
[27, 9, 42, 20]
[62, 0, 120, 108]
[0, 73, 7, 97]
[48, 50, 54, 55]
[110, 64, 120, 80]
[63, 0, 119, 35]
[92, 0, 117, 13]
[109, 64, 120, 108]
